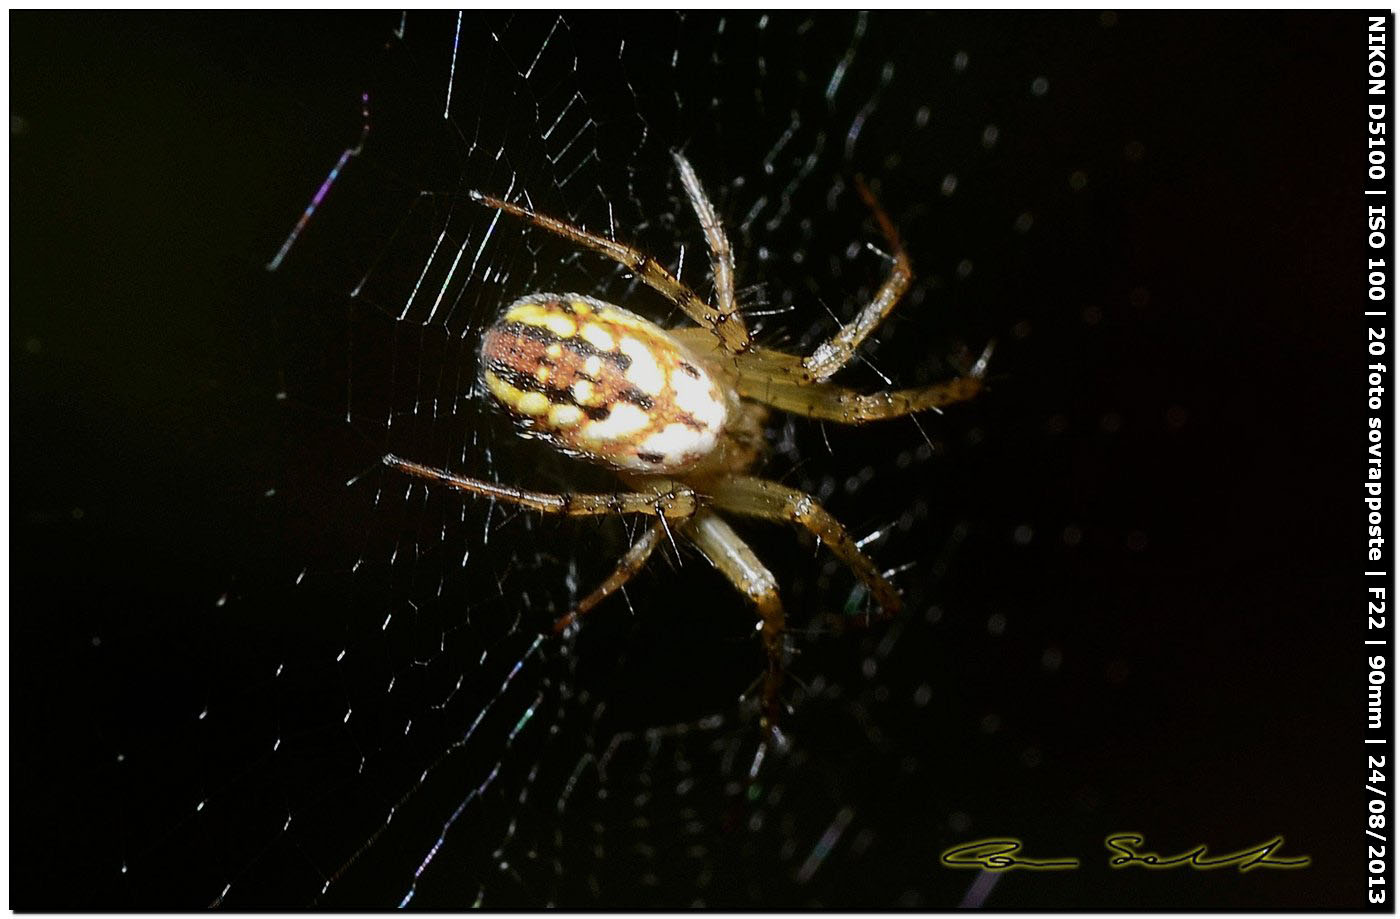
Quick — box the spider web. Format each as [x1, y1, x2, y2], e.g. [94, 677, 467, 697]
[28, 11, 1139, 908]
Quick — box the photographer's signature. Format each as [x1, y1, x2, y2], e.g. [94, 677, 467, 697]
[940, 835, 1310, 872]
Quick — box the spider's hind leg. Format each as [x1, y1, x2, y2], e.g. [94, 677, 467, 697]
[468, 189, 751, 354]
[552, 521, 666, 634]
[382, 455, 698, 518]
[672, 151, 739, 340]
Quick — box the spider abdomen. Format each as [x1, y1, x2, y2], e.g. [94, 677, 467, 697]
[479, 293, 728, 473]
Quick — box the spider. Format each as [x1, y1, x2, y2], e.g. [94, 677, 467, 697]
[383, 152, 990, 765]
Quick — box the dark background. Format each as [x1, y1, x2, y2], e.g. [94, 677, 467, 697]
[10, 11, 1378, 909]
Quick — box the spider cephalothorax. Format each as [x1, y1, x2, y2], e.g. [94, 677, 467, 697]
[384, 152, 989, 766]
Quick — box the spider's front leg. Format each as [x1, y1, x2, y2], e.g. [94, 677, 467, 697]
[705, 476, 902, 618]
[682, 511, 789, 773]
[801, 176, 913, 382]
[668, 328, 993, 424]
[382, 455, 698, 518]
[736, 345, 992, 423]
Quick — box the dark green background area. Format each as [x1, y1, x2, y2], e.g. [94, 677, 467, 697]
[10, 11, 1378, 909]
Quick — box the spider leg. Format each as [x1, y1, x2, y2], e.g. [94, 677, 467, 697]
[382, 455, 697, 518]
[667, 327, 993, 424]
[681, 511, 788, 760]
[672, 152, 738, 332]
[552, 520, 666, 634]
[469, 190, 751, 355]
[705, 476, 902, 617]
[801, 176, 914, 382]
[731, 347, 989, 423]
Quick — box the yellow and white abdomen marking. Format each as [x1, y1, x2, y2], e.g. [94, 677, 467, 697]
[480, 293, 729, 473]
